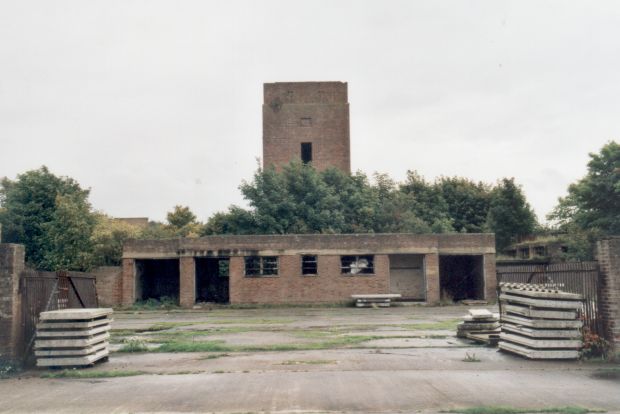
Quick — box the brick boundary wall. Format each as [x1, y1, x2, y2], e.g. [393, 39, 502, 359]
[596, 237, 620, 352]
[0, 244, 25, 365]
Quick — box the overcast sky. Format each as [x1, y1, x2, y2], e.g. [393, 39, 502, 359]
[1, 1, 619, 224]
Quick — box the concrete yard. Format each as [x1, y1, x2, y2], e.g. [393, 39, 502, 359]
[1, 305, 619, 413]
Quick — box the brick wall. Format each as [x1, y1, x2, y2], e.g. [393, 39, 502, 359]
[179, 257, 196, 307]
[121, 259, 136, 306]
[483, 253, 498, 301]
[92, 266, 122, 307]
[229, 254, 390, 304]
[0, 244, 25, 364]
[596, 237, 620, 351]
[263, 81, 350, 173]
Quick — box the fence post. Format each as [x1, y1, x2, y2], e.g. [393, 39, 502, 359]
[0, 244, 25, 366]
[596, 237, 620, 355]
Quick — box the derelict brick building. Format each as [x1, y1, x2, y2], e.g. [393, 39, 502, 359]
[262, 81, 351, 173]
[120, 234, 497, 307]
[116, 81, 498, 307]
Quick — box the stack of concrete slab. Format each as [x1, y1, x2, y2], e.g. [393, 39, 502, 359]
[35, 308, 113, 367]
[351, 294, 401, 308]
[457, 309, 500, 344]
[498, 283, 583, 359]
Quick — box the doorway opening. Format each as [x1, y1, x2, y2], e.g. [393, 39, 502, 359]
[135, 259, 179, 303]
[439, 255, 484, 302]
[389, 254, 425, 301]
[195, 257, 230, 303]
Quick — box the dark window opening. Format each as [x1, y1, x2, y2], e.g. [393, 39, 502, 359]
[301, 255, 318, 275]
[301, 142, 312, 164]
[245, 256, 279, 277]
[439, 255, 484, 302]
[195, 257, 229, 303]
[136, 259, 179, 304]
[341, 255, 374, 275]
[519, 248, 530, 259]
[533, 246, 547, 257]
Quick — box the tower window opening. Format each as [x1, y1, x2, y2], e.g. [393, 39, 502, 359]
[301, 142, 313, 164]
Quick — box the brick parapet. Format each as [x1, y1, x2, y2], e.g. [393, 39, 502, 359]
[596, 237, 620, 351]
[0, 244, 25, 364]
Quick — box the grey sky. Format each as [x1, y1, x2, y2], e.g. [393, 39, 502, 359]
[1, 1, 619, 223]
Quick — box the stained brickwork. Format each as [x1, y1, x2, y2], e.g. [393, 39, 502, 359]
[92, 266, 122, 307]
[121, 233, 496, 307]
[0, 244, 25, 364]
[596, 237, 620, 351]
[263, 81, 350, 173]
[179, 257, 196, 307]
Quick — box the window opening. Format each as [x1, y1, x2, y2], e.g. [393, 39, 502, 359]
[301, 142, 312, 164]
[341, 255, 374, 275]
[244, 256, 279, 276]
[301, 255, 318, 275]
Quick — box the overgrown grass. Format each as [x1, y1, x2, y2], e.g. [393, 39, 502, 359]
[400, 319, 461, 330]
[155, 335, 382, 353]
[117, 339, 149, 353]
[443, 407, 604, 414]
[41, 369, 147, 379]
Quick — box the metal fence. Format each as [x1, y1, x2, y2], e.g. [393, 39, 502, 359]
[20, 271, 98, 363]
[496, 261, 602, 335]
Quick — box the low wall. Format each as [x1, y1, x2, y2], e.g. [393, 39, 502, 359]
[92, 266, 122, 307]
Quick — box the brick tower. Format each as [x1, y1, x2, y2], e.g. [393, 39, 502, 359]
[262, 81, 351, 173]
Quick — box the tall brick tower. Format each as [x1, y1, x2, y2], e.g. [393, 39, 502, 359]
[262, 81, 351, 173]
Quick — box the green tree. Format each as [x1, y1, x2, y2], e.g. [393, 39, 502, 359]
[165, 205, 203, 237]
[0, 166, 94, 269]
[548, 141, 620, 260]
[485, 178, 538, 251]
[549, 141, 620, 234]
[436, 177, 492, 233]
[399, 171, 454, 233]
[38, 193, 96, 271]
[202, 206, 258, 235]
[91, 215, 142, 266]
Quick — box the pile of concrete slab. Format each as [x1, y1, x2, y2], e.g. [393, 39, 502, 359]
[457, 309, 501, 345]
[498, 283, 583, 359]
[351, 294, 401, 308]
[35, 308, 113, 367]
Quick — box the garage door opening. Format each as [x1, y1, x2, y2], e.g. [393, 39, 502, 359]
[136, 259, 179, 303]
[439, 255, 484, 302]
[195, 258, 230, 303]
[389, 254, 425, 301]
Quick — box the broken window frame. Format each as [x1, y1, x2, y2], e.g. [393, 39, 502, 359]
[340, 255, 375, 275]
[244, 256, 279, 277]
[301, 255, 318, 275]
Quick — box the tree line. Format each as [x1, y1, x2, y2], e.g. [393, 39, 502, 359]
[1, 141, 617, 270]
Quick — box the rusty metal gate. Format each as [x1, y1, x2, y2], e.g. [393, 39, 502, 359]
[20, 271, 98, 362]
[496, 261, 602, 336]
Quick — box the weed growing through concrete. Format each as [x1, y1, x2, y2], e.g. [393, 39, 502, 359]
[462, 352, 480, 362]
[200, 353, 231, 360]
[442, 407, 604, 414]
[280, 360, 336, 365]
[41, 369, 147, 379]
[118, 338, 149, 353]
[400, 319, 461, 330]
